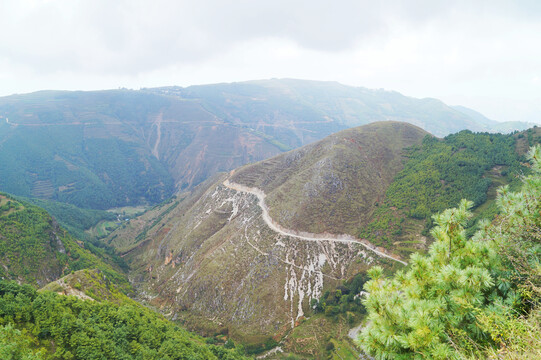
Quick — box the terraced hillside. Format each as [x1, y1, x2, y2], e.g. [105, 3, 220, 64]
[1, 79, 528, 210]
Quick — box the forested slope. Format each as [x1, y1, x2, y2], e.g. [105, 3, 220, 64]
[360, 126, 541, 256]
[0, 193, 128, 289]
[0, 281, 248, 359]
[360, 145, 541, 359]
[1, 80, 530, 211]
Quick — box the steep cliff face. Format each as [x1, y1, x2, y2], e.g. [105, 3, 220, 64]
[110, 122, 424, 340]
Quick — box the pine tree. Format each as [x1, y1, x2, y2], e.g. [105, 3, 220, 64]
[360, 145, 541, 360]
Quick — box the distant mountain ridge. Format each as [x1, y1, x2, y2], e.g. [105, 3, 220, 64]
[451, 105, 534, 133]
[0, 79, 530, 210]
[152, 78, 533, 137]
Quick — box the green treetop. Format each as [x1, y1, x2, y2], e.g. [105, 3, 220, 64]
[360, 145, 541, 359]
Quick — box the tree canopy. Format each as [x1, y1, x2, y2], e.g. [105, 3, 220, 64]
[0, 281, 247, 360]
[360, 145, 541, 359]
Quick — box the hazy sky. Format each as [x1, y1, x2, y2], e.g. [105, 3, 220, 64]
[1, 0, 540, 123]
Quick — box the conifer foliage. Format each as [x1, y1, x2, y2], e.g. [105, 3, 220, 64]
[360, 145, 541, 359]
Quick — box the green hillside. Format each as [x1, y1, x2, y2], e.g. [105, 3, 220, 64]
[0, 91, 175, 209]
[0, 193, 128, 289]
[360, 145, 541, 359]
[103, 122, 427, 349]
[0, 280, 247, 360]
[0, 80, 525, 211]
[14, 196, 117, 239]
[103, 124, 540, 356]
[359, 126, 541, 256]
[0, 197, 247, 359]
[41, 269, 133, 304]
[163, 79, 514, 138]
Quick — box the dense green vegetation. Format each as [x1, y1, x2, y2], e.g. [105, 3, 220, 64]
[360, 130, 536, 248]
[13, 197, 130, 272]
[0, 193, 129, 289]
[0, 127, 174, 209]
[15, 196, 116, 239]
[311, 273, 368, 321]
[0, 90, 175, 209]
[360, 145, 541, 359]
[0, 281, 247, 359]
[0, 323, 43, 359]
[41, 269, 133, 304]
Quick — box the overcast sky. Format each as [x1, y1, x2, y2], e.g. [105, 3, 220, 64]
[1, 0, 540, 123]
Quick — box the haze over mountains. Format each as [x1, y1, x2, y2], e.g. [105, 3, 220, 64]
[0, 79, 540, 358]
[0, 79, 532, 211]
[2, 0, 541, 357]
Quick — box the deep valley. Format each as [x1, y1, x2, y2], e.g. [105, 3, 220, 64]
[0, 81, 540, 359]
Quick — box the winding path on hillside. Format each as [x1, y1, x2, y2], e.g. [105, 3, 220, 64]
[223, 178, 408, 266]
[151, 112, 163, 160]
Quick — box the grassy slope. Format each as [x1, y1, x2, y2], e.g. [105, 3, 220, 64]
[107, 174, 222, 255]
[359, 127, 541, 258]
[103, 122, 427, 353]
[41, 269, 133, 304]
[231, 121, 428, 236]
[105, 124, 540, 359]
[0, 193, 129, 290]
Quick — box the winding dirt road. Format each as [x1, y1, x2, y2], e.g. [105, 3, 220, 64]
[223, 179, 408, 266]
[151, 112, 162, 160]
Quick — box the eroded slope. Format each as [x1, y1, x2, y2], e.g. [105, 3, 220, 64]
[109, 122, 422, 340]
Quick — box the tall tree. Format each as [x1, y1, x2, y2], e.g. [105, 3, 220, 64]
[360, 145, 541, 359]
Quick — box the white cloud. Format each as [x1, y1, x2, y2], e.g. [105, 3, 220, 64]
[0, 0, 540, 123]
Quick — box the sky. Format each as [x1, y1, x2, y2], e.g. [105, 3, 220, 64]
[1, 0, 540, 123]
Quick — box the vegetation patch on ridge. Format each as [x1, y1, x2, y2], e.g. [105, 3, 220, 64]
[0, 281, 248, 359]
[360, 145, 541, 359]
[360, 129, 541, 253]
[0, 193, 129, 290]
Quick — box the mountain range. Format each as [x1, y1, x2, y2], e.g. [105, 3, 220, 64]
[0, 80, 540, 359]
[105, 122, 540, 356]
[0, 79, 533, 211]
